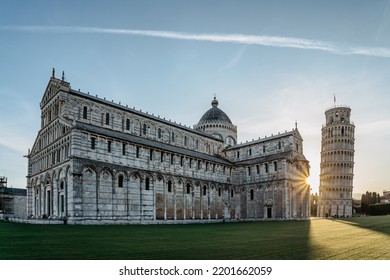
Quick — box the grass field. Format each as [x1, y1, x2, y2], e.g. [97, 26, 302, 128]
[0, 216, 389, 260]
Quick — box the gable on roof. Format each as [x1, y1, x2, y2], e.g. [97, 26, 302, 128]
[40, 74, 70, 109]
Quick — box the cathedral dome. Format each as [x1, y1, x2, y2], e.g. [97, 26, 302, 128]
[194, 97, 237, 147]
[198, 97, 232, 125]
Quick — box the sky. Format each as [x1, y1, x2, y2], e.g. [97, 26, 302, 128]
[1, 0, 390, 196]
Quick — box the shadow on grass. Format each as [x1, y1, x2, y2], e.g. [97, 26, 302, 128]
[333, 215, 390, 236]
[0, 220, 312, 260]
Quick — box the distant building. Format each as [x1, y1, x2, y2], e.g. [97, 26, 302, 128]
[317, 105, 355, 218]
[381, 190, 390, 203]
[26, 70, 310, 224]
[0, 176, 27, 219]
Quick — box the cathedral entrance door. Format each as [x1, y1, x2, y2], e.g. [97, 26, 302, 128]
[267, 207, 272, 218]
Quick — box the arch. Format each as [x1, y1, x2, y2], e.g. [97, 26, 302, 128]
[129, 170, 141, 180]
[100, 167, 113, 179]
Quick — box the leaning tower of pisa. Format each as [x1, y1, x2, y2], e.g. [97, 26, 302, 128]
[317, 105, 355, 217]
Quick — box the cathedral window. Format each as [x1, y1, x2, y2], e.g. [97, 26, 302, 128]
[136, 147, 140, 158]
[186, 184, 191, 194]
[203, 186, 207, 196]
[189, 158, 192, 168]
[107, 141, 112, 153]
[149, 149, 153, 160]
[248, 166, 251, 176]
[83, 106, 88, 119]
[105, 113, 110, 125]
[160, 152, 164, 162]
[218, 187, 221, 197]
[197, 161, 201, 170]
[184, 136, 187, 146]
[213, 164, 216, 173]
[256, 165, 260, 174]
[171, 132, 175, 142]
[230, 189, 234, 198]
[180, 156, 184, 167]
[248, 149, 252, 156]
[143, 124, 147, 135]
[126, 119, 130, 130]
[265, 163, 268, 173]
[168, 181, 172, 193]
[278, 141, 282, 149]
[250, 189, 254, 200]
[195, 140, 199, 149]
[122, 143, 126, 155]
[205, 162, 208, 171]
[170, 154, 174, 164]
[223, 166, 226, 174]
[118, 175, 124, 188]
[263, 145, 266, 153]
[145, 177, 150, 190]
[158, 128, 162, 139]
[60, 195, 64, 213]
[274, 162, 277, 172]
[91, 137, 96, 150]
[237, 151, 240, 158]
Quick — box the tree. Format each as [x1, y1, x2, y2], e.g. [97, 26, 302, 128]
[361, 191, 381, 215]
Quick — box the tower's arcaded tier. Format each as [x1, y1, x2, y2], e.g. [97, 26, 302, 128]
[318, 106, 355, 217]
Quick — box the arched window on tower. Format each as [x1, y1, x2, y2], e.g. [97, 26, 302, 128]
[250, 189, 254, 200]
[105, 113, 110, 125]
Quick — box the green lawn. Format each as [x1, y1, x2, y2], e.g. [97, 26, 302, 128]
[1, 216, 389, 260]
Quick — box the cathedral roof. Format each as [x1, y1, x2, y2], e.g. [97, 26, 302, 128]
[198, 97, 233, 125]
[73, 122, 233, 166]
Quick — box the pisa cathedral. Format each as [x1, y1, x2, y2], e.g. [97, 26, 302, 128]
[26, 71, 310, 224]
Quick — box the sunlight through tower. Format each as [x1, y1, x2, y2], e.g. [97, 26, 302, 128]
[317, 103, 355, 218]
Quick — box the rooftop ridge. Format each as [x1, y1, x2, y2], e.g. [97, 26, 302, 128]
[69, 88, 224, 142]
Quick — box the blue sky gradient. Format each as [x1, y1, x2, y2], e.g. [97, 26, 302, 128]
[1, 0, 390, 196]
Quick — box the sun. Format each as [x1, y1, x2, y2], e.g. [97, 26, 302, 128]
[305, 175, 316, 188]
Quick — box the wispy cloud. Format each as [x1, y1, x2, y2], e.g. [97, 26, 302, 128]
[2, 25, 390, 58]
